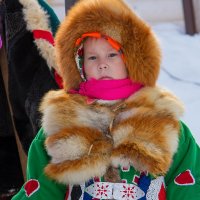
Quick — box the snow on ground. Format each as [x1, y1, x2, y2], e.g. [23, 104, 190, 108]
[153, 23, 200, 145]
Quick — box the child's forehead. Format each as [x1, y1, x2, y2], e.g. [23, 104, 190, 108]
[84, 37, 108, 45]
[84, 37, 114, 50]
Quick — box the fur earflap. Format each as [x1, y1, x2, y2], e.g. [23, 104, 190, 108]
[55, 0, 161, 90]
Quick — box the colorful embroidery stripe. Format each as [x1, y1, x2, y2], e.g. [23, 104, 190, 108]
[33, 30, 54, 45]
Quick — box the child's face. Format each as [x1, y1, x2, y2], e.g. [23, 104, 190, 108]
[84, 37, 127, 80]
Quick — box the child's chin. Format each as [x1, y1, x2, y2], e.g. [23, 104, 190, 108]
[99, 77, 113, 80]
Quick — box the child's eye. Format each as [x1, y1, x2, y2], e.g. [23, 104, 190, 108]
[108, 53, 118, 57]
[88, 56, 96, 60]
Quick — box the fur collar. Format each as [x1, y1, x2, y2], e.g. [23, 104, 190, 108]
[40, 87, 184, 184]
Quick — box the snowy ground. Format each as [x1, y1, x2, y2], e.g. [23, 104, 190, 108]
[52, 3, 200, 145]
[153, 23, 200, 145]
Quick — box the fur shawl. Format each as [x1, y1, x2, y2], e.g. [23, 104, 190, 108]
[40, 87, 184, 184]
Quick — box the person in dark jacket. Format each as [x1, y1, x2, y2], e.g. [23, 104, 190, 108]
[0, 0, 68, 198]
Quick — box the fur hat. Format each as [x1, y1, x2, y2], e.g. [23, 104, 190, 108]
[55, 0, 161, 90]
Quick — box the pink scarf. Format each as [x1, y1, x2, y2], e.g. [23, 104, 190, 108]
[69, 78, 143, 100]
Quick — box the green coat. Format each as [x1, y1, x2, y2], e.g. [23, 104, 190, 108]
[12, 122, 200, 200]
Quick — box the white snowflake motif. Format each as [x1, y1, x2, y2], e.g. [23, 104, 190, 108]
[85, 182, 113, 199]
[96, 183, 110, 198]
[113, 183, 145, 199]
[85, 182, 145, 199]
[121, 185, 135, 199]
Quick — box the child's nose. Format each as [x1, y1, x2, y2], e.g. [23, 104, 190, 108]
[97, 63, 109, 70]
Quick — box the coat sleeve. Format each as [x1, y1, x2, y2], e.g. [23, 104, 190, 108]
[12, 128, 66, 200]
[165, 121, 200, 199]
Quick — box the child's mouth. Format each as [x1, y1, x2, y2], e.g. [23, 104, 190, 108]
[99, 76, 113, 80]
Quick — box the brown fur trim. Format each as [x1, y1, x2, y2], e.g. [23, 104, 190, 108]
[41, 86, 184, 182]
[110, 87, 184, 175]
[45, 126, 112, 163]
[19, 0, 57, 71]
[45, 130, 112, 184]
[39, 90, 114, 136]
[55, 0, 161, 90]
[126, 87, 184, 118]
[111, 113, 179, 175]
[45, 154, 109, 185]
[41, 90, 115, 184]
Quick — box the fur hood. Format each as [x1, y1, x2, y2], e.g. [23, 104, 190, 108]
[55, 0, 161, 90]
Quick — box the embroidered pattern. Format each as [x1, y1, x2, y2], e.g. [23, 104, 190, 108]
[67, 183, 85, 200]
[75, 44, 85, 81]
[133, 171, 148, 185]
[121, 165, 131, 172]
[24, 179, 40, 197]
[113, 183, 145, 199]
[174, 169, 195, 186]
[133, 175, 140, 185]
[66, 169, 166, 200]
[33, 30, 54, 46]
[84, 182, 145, 199]
[85, 182, 113, 199]
[122, 179, 128, 183]
[146, 176, 166, 200]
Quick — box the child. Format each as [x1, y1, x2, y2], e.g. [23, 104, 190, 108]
[12, 0, 200, 199]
